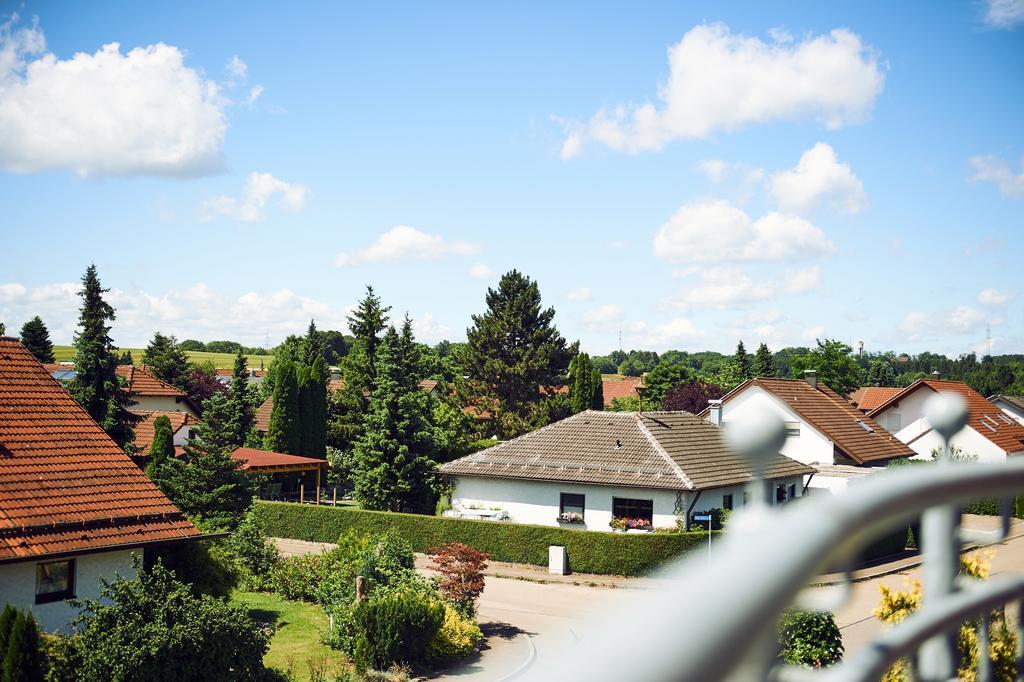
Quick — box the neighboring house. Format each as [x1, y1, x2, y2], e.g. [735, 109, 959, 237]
[708, 372, 914, 494]
[439, 410, 813, 532]
[0, 338, 201, 631]
[848, 386, 903, 413]
[553, 376, 643, 408]
[115, 365, 201, 416]
[131, 410, 195, 453]
[214, 367, 266, 386]
[44, 362, 77, 383]
[990, 394, 1024, 426]
[866, 379, 1024, 462]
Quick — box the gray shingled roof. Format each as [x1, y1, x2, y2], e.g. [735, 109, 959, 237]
[439, 410, 813, 491]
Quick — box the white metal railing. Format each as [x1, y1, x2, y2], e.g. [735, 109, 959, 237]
[523, 395, 1024, 682]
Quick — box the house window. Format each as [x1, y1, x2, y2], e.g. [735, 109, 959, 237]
[612, 497, 654, 524]
[559, 493, 585, 517]
[788, 483, 797, 500]
[722, 494, 734, 511]
[784, 421, 801, 437]
[775, 484, 787, 504]
[35, 559, 75, 605]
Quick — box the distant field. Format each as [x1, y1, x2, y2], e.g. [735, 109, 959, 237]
[53, 345, 275, 369]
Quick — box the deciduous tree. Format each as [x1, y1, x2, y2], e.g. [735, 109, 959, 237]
[791, 339, 864, 395]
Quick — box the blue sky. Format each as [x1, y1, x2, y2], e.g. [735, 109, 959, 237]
[0, 1, 1021, 356]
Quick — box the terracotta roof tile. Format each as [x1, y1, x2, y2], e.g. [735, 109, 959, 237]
[0, 338, 200, 560]
[439, 410, 812, 491]
[254, 397, 273, 432]
[115, 365, 185, 398]
[868, 380, 1024, 454]
[131, 411, 193, 453]
[850, 386, 904, 412]
[231, 447, 326, 471]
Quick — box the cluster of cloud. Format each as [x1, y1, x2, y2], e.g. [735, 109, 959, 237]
[983, 0, 1024, 28]
[900, 306, 987, 340]
[969, 155, 1024, 198]
[770, 143, 867, 214]
[0, 15, 227, 177]
[334, 225, 479, 268]
[564, 287, 592, 302]
[467, 263, 495, 279]
[669, 266, 821, 309]
[580, 302, 704, 350]
[200, 172, 309, 222]
[559, 23, 885, 159]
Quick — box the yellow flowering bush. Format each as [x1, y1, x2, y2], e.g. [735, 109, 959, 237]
[427, 603, 484, 664]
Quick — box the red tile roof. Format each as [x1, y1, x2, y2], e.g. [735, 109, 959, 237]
[850, 386, 903, 412]
[600, 377, 643, 407]
[0, 338, 200, 561]
[717, 378, 914, 464]
[867, 380, 1024, 454]
[254, 397, 273, 432]
[231, 447, 326, 471]
[131, 411, 193, 453]
[115, 365, 185, 397]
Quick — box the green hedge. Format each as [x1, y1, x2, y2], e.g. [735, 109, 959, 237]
[254, 502, 713, 576]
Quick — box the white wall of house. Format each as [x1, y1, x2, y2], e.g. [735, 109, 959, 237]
[449, 475, 805, 532]
[0, 549, 138, 632]
[719, 385, 835, 466]
[131, 396, 198, 416]
[992, 398, 1024, 426]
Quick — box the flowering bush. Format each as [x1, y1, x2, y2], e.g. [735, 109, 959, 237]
[609, 517, 652, 531]
[557, 512, 584, 524]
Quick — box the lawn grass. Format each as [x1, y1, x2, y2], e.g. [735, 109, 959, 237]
[232, 590, 350, 681]
[53, 345, 275, 369]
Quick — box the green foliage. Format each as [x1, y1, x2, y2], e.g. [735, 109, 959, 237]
[144, 415, 175, 479]
[862, 524, 910, 561]
[644, 362, 695, 406]
[617, 351, 659, 377]
[227, 510, 280, 591]
[265, 360, 302, 455]
[254, 501, 713, 576]
[0, 606, 15, 665]
[866, 359, 897, 387]
[791, 339, 864, 395]
[426, 604, 483, 665]
[226, 351, 256, 448]
[2, 609, 44, 682]
[352, 588, 446, 672]
[142, 333, 192, 394]
[19, 316, 55, 364]
[68, 558, 270, 681]
[152, 438, 252, 532]
[69, 265, 140, 448]
[754, 343, 775, 378]
[567, 353, 597, 414]
[733, 340, 752, 380]
[147, 538, 240, 598]
[778, 609, 843, 668]
[463, 270, 576, 437]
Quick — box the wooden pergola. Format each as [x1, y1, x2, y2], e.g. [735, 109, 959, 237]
[231, 447, 327, 503]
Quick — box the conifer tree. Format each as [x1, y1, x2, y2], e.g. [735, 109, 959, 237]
[69, 265, 139, 447]
[307, 356, 328, 458]
[265, 360, 301, 454]
[591, 368, 604, 410]
[734, 340, 753, 380]
[0, 322, 5, 335]
[117, 350, 134, 366]
[1, 610, 44, 682]
[567, 353, 596, 414]
[754, 343, 775, 378]
[226, 350, 255, 447]
[195, 393, 236, 452]
[351, 326, 438, 513]
[155, 438, 252, 532]
[296, 364, 314, 456]
[142, 332, 192, 392]
[145, 415, 176, 480]
[19, 316, 54, 364]
[0, 605, 15, 663]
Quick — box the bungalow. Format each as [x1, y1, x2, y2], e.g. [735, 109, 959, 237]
[866, 378, 1024, 462]
[439, 410, 813, 532]
[0, 338, 201, 631]
[131, 410, 195, 454]
[989, 394, 1024, 426]
[708, 372, 914, 493]
[115, 365, 201, 416]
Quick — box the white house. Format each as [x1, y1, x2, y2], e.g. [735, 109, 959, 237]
[131, 410, 195, 454]
[116, 365, 201, 416]
[707, 372, 915, 494]
[0, 337, 201, 631]
[989, 394, 1024, 426]
[867, 379, 1024, 463]
[439, 410, 813, 532]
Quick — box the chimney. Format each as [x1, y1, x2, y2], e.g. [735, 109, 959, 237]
[803, 370, 818, 389]
[707, 399, 722, 426]
[931, 370, 941, 380]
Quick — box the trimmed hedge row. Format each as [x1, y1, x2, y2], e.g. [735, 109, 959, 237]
[254, 501, 712, 576]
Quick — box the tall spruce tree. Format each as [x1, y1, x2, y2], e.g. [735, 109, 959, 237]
[351, 326, 438, 513]
[463, 270, 576, 436]
[155, 437, 252, 532]
[142, 332, 192, 392]
[567, 353, 597, 414]
[69, 265, 139, 447]
[734, 340, 753, 380]
[754, 343, 775, 378]
[226, 350, 255, 447]
[265, 360, 302, 454]
[19, 316, 55, 364]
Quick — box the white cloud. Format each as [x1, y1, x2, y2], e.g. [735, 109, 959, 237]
[559, 23, 884, 158]
[653, 200, 835, 264]
[983, 0, 1024, 28]
[0, 15, 227, 177]
[969, 155, 1024, 198]
[467, 263, 495, 279]
[565, 287, 592, 302]
[411, 313, 451, 344]
[978, 288, 1010, 306]
[770, 143, 867, 214]
[900, 306, 986, 340]
[200, 172, 309, 222]
[583, 304, 625, 328]
[245, 85, 264, 105]
[671, 266, 821, 309]
[334, 225, 479, 267]
[639, 318, 705, 348]
[226, 55, 247, 84]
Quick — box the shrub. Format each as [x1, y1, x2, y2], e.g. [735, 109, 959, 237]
[254, 502, 711, 576]
[145, 538, 239, 598]
[429, 543, 488, 618]
[778, 609, 843, 668]
[426, 604, 483, 664]
[0, 605, 15, 664]
[228, 511, 280, 591]
[39, 633, 79, 682]
[2, 609, 45, 682]
[861, 524, 909, 562]
[352, 588, 445, 672]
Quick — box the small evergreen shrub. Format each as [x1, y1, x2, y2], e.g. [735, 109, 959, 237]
[2, 609, 45, 682]
[352, 588, 446, 672]
[228, 511, 280, 591]
[427, 604, 483, 664]
[778, 609, 843, 668]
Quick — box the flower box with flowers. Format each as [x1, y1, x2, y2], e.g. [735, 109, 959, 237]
[609, 516, 652, 532]
[557, 512, 585, 524]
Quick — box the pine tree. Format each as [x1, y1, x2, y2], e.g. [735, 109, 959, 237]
[567, 353, 596, 414]
[296, 363, 314, 456]
[227, 350, 255, 447]
[591, 368, 604, 410]
[265, 360, 301, 454]
[145, 415, 176, 480]
[345, 286, 391, 391]
[463, 270, 576, 435]
[303, 319, 330, 382]
[19, 316, 54, 364]
[142, 332, 192, 392]
[155, 439, 252, 531]
[69, 265, 139, 447]
[195, 393, 236, 452]
[754, 343, 775, 378]
[117, 350, 134, 366]
[2, 610, 44, 682]
[351, 326, 438, 513]
[734, 340, 752, 380]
